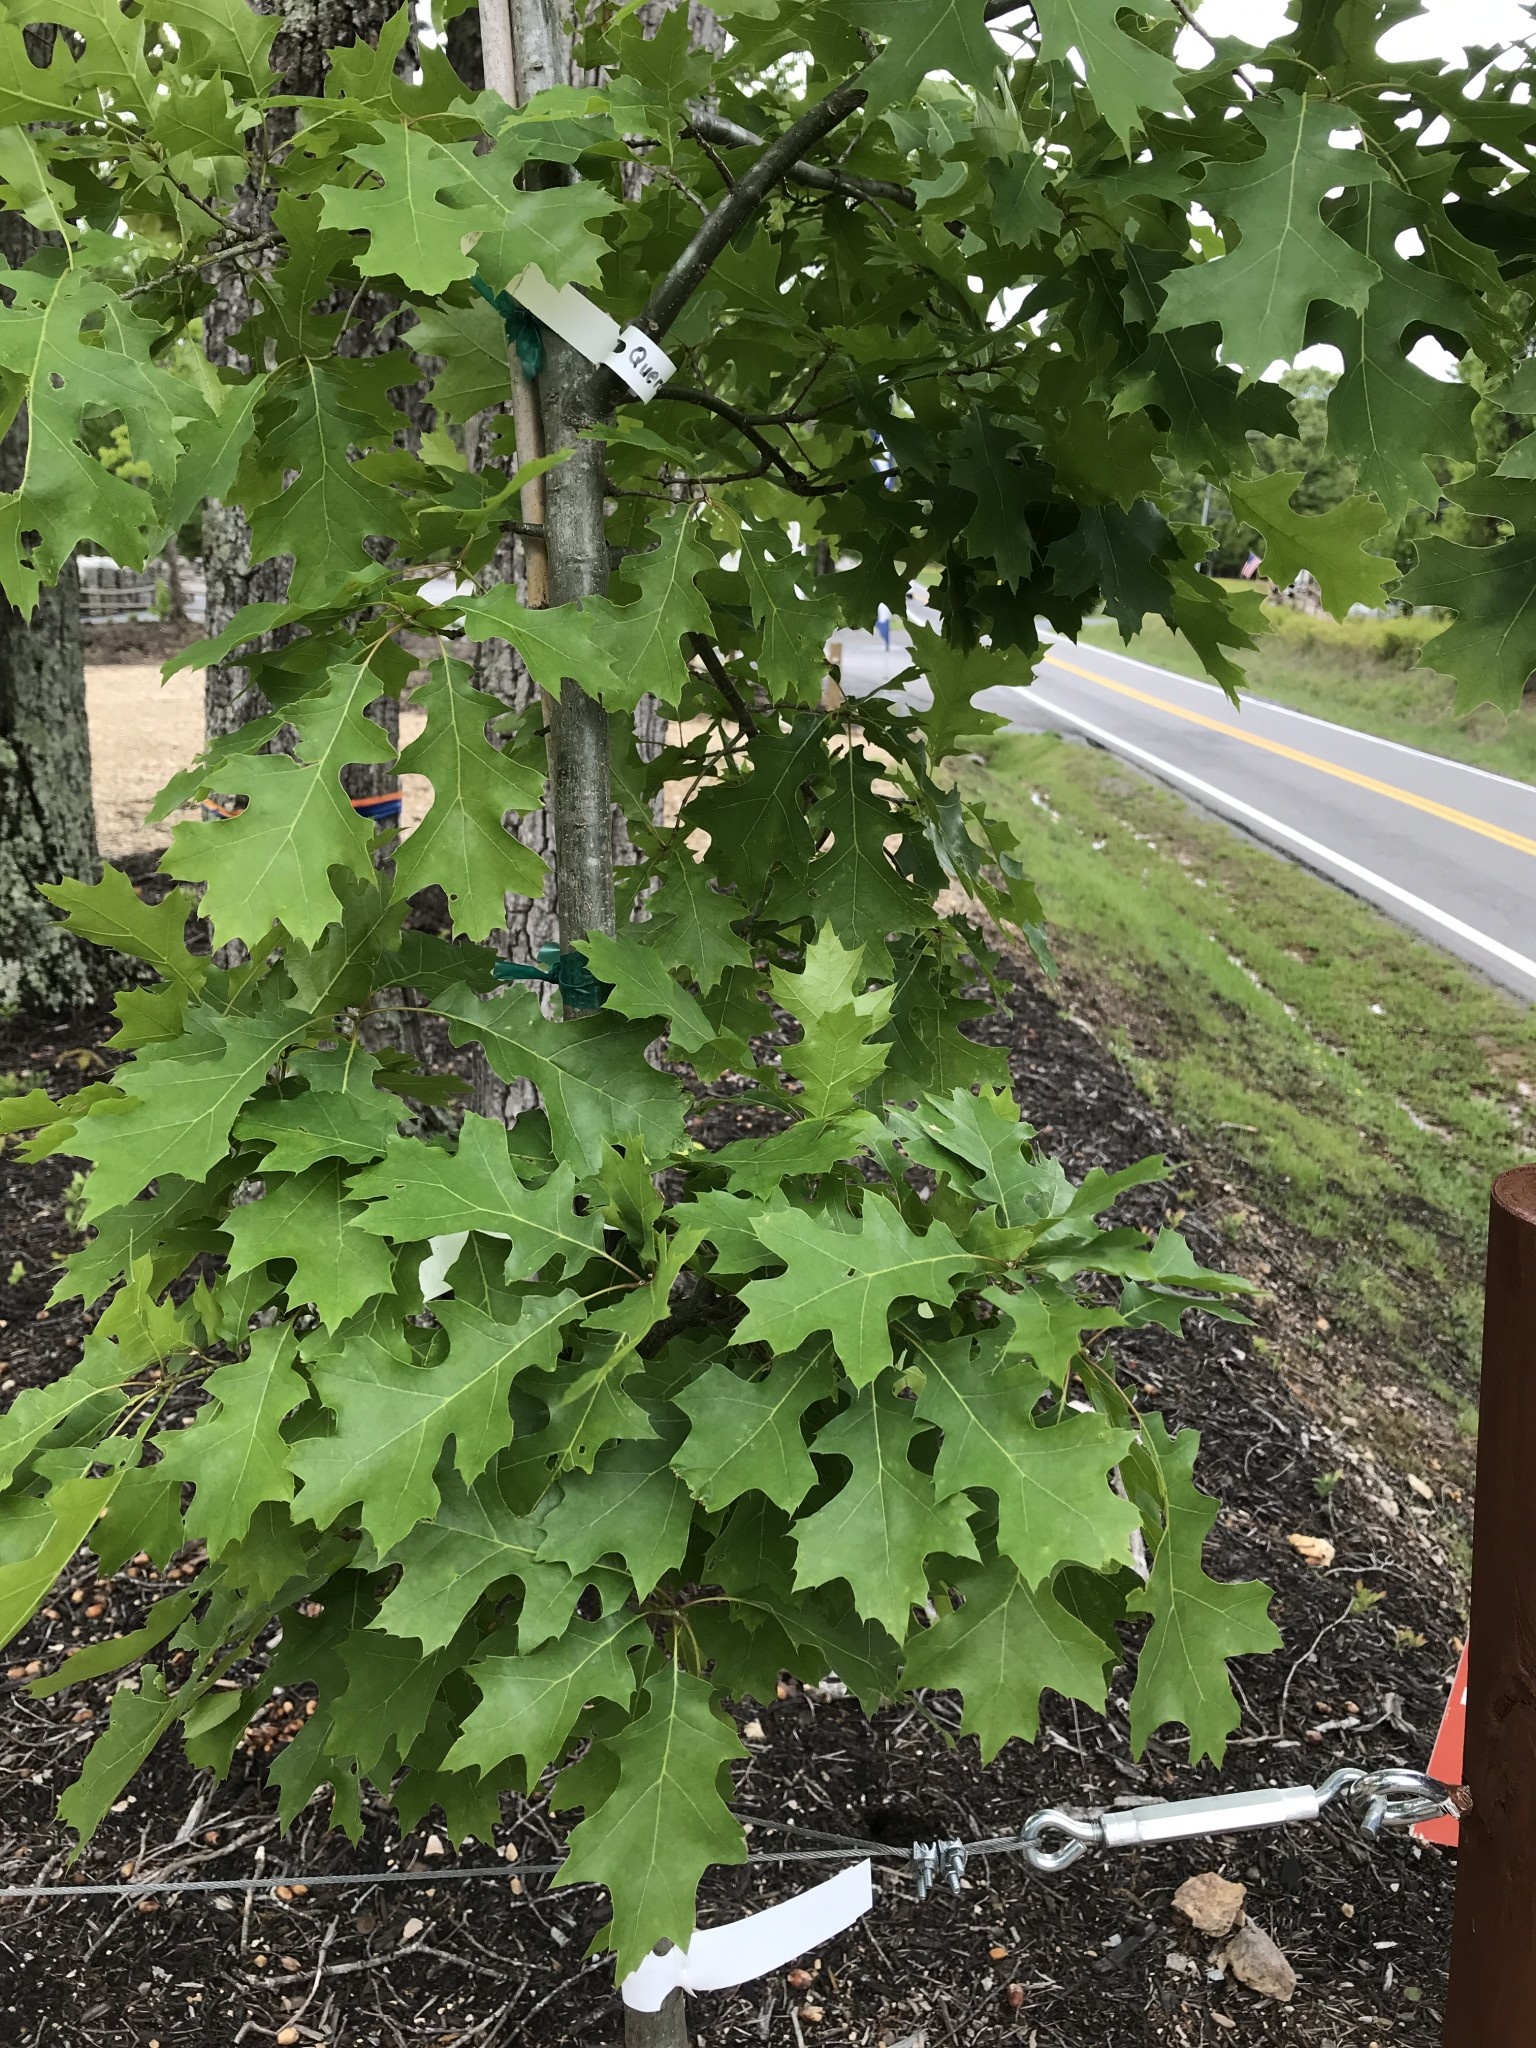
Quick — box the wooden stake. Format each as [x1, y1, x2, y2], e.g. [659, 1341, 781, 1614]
[1443, 1164, 1536, 2043]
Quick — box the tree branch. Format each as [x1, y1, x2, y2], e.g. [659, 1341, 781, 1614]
[688, 634, 758, 737]
[637, 81, 871, 344]
[682, 107, 915, 212]
[652, 386, 839, 496]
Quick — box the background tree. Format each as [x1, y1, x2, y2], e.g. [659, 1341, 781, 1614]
[0, 32, 102, 1018]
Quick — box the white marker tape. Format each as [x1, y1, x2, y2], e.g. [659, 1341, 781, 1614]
[507, 264, 622, 365]
[608, 324, 677, 403]
[620, 1860, 873, 2012]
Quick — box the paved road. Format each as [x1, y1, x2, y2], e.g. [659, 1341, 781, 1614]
[836, 627, 1536, 1002]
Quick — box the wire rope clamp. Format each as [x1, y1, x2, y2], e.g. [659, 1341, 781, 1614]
[910, 1840, 968, 1902]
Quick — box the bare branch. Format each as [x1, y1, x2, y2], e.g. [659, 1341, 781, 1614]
[638, 81, 871, 344]
[684, 107, 915, 212]
[688, 633, 759, 736]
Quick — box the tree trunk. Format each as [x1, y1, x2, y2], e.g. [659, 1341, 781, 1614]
[0, 95, 107, 1019]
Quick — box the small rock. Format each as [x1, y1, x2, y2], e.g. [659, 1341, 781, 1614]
[276, 2032, 300, 2047]
[786, 1966, 815, 1989]
[1408, 1475, 1434, 1501]
[401, 1916, 425, 1943]
[799, 2004, 825, 2023]
[1164, 1951, 1196, 1976]
[1173, 1871, 1247, 1937]
[743, 1718, 766, 1741]
[1005, 1983, 1025, 2011]
[1219, 1919, 1297, 2002]
[988, 1944, 1009, 1960]
[424, 1833, 446, 1858]
[1287, 1532, 1336, 1569]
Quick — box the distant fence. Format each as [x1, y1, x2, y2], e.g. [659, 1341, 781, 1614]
[76, 554, 206, 624]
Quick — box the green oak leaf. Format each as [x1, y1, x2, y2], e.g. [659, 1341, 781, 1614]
[348, 1115, 605, 1278]
[1156, 92, 1384, 381]
[223, 1160, 397, 1326]
[893, 626, 1017, 765]
[734, 520, 845, 702]
[580, 930, 718, 1053]
[1226, 470, 1394, 620]
[446, 1613, 647, 1786]
[0, 265, 199, 609]
[671, 1346, 836, 1513]
[771, 927, 892, 1118]
[1033, 0, 1184, 146]
[555, 1662, 747, 1978]
[839, 0, 1007, 111]
[914, 1336, 1138, 1581]
[153, 1328, 306, 1554]
[902, 1556, 1115, 1758]
[1317, 184, 1480, 519]
[641, 856, 753, 994]
[68, 1000, 302, 1220]
[1116, 327, 1296, 478]
[0, 1473, 124, 1653]
[735, 1196, 978, 1386]
[320, 129, 496, 296]
[689, 718, 824, 902]
[792, 1379, 979, 1635]
[163, 664, 393, 950]
[413, 297, 515, 425]
[536, 1433, 695, 1599]
[392, 660, 546, 940]
[57, 1666, 179, 1846]
[235, 1047, 403, 1175]
[38, 868, 200, 990]
[291, 1293, 580, 1552]
[1127, 1414, 1280, 1764]
[588, 507, 717, 714]
[371, 1460, 575, 1654]
[245, 362, 416, 605]
[1397, 475, 1536, 711]
[436, 132, 622, 291]
[438, 986, 686, 1178]
[327, 1628, 461, 1780]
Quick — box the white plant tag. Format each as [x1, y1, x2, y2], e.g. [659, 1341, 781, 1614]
[608, 325, 677, 403]
[507, 264, 622, 365]
[619, 1860, 873, 2012]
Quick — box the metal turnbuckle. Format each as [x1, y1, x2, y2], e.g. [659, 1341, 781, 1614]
[1017, 1768, 1463, 1874]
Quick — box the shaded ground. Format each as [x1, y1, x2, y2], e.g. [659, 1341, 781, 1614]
[0, 943, 1468, 2047]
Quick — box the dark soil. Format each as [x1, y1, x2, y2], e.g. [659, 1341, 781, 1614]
[0, 952, 1467, 2047]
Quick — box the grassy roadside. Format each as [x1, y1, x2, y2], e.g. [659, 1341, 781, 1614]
[962, 729, 1536, 1437]
[1078, 605, 1536, 785]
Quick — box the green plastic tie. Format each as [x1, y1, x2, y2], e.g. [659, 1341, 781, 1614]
[471, 273, 545, 380]
[492, 944, 612, 1013]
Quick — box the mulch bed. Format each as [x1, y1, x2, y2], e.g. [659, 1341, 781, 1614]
[0, 944, 1468, 2047]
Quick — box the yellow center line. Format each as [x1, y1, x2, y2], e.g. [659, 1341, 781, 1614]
[1042, 651, 1536, 862]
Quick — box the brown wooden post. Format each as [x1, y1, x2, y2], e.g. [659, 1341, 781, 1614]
[1444, 1165, 1536, 2043]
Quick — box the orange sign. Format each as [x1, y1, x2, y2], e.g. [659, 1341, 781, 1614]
[1414, 1640, 1468, 1846]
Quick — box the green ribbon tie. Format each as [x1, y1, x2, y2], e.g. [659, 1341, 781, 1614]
[493, 944, 612, 1013]
[471, 274, 545, 379]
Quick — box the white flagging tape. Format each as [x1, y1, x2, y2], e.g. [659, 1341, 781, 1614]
[508, 265, 622, 362]
[505, 267, 678, 403]
[608, 326, 677, 403]
[620, 1861, 874, 2012]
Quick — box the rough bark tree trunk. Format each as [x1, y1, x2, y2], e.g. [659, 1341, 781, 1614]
[201, 0, 404, 809]
[0, 83, 107, 1019]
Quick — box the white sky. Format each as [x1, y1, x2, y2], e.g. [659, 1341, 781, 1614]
[1189, 0, 1535, 65]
